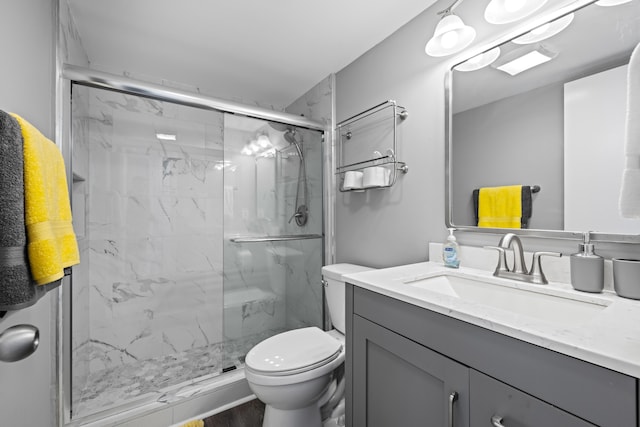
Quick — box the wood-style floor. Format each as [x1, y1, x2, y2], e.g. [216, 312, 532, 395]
[202, 399, 265, 427]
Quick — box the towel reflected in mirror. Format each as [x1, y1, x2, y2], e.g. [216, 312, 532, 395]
[472, 185, 533, 229]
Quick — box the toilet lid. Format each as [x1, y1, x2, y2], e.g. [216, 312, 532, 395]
[245, 327, 342, 376]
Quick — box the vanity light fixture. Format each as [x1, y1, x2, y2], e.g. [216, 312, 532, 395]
[595, 0, 632, 5]
[454, 47, 501, 72]
[425, 0, 476, 57]
[485, 0, 548, 24]
[493, 45, 557, 76]
[512, 13, 574, 44]
[156, 133, 177, 141]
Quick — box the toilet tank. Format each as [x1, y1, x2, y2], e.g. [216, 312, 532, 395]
[322, 263, 374, 334]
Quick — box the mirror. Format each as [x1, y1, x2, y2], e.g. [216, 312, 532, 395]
[446, 0, 640, 242]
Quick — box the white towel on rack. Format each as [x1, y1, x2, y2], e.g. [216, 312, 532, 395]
[620, 42, 640, 218]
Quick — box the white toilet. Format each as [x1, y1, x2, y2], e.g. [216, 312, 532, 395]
[244, 263, 373, 427]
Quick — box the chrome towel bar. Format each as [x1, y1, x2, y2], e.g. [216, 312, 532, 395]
[229, 234, 323, 243]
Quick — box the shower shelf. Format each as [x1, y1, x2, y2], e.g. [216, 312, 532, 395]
[336, 100, 408, 192]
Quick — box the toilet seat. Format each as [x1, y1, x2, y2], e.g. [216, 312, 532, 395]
[246, 327, 342, 376]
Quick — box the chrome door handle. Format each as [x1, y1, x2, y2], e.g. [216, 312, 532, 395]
[0, 324, 39, 362]
[448, 391, 458, 427]
[491, 415, 506, 427]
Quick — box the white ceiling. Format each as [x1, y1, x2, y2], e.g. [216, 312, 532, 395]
[67, 0, 437, 109]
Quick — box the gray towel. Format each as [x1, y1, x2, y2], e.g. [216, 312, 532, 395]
[0, 110, 47, 311]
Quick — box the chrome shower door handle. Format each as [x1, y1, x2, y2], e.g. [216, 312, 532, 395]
[448, 391, 458, 427]
[491, 415, 506, 427]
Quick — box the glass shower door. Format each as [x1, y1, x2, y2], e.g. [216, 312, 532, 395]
[70, 84, 225, 418]
[221, 114, 324, 367]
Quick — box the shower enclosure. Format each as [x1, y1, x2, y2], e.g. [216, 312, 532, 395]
[66, 76, 326, 421]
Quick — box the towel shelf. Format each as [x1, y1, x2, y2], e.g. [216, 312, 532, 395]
[336, 153, 408, 174]
[336, 100, 408, 192]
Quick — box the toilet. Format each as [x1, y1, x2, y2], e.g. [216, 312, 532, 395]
[244, 263, 373, 427]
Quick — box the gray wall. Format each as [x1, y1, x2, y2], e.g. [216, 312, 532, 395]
[335, 8, 450, 268]
[335, 0, 640, 266]
[451, 83, 564, 230]
[0, 0, 56, 426]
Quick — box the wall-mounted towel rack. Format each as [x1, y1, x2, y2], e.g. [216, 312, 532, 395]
[336, 100, 408, 192]
[530, 185, 541, 193]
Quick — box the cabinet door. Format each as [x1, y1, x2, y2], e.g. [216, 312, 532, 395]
[352, 315, 469, 427]
[470, 370, 596, 427]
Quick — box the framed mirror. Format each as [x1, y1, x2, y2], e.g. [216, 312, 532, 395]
[445, 0, 640, 242]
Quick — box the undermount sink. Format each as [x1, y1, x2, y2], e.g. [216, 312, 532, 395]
[402, 272, 610, 326]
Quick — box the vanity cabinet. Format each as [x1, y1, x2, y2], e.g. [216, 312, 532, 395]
[345, 285, 638, 427]
[352, 315, 469, 426]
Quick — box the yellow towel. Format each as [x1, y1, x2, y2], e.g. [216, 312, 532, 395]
[10, 114, 80, 285]
[179, 421, 204, 427]
[478, 185, 522, 229]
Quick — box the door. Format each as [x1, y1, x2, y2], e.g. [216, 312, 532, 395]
[352, 315, 469, 427]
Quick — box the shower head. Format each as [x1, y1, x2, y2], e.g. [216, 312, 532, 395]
[283, 129, 298, 145]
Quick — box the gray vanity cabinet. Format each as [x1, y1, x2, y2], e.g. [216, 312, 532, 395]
[345, 285, 638, 427]
[351, 315, 469, 427]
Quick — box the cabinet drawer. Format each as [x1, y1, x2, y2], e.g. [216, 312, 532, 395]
[470, 370, 595, 427]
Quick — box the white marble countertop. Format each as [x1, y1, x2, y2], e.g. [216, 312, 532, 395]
[344, 261, 640, 379]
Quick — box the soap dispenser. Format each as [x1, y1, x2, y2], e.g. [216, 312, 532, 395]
[570, 231, 604, 293]
[442, 228, 460, 269]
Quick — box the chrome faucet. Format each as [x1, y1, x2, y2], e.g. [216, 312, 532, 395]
[485, 233, 561, 285]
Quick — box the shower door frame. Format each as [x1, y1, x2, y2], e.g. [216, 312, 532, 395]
[57, 64, 335, 425]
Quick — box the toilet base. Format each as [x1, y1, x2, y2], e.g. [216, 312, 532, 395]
[263, 403, 321, 427]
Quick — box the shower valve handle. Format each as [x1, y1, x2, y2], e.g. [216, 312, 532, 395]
[288, 211, 302, 223]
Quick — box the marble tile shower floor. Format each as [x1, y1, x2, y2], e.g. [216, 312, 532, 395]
[72, 330, 282, 420]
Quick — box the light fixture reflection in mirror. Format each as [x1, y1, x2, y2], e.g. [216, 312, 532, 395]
[512, 13, 574, 44]
[596, 0, 632, 6]
[493, 46, 557, 76]
[485, 0, 548, 24]
[454, 47, 502, 72]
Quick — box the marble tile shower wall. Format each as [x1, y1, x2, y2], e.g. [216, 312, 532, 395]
[74, 89, 226, 378]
